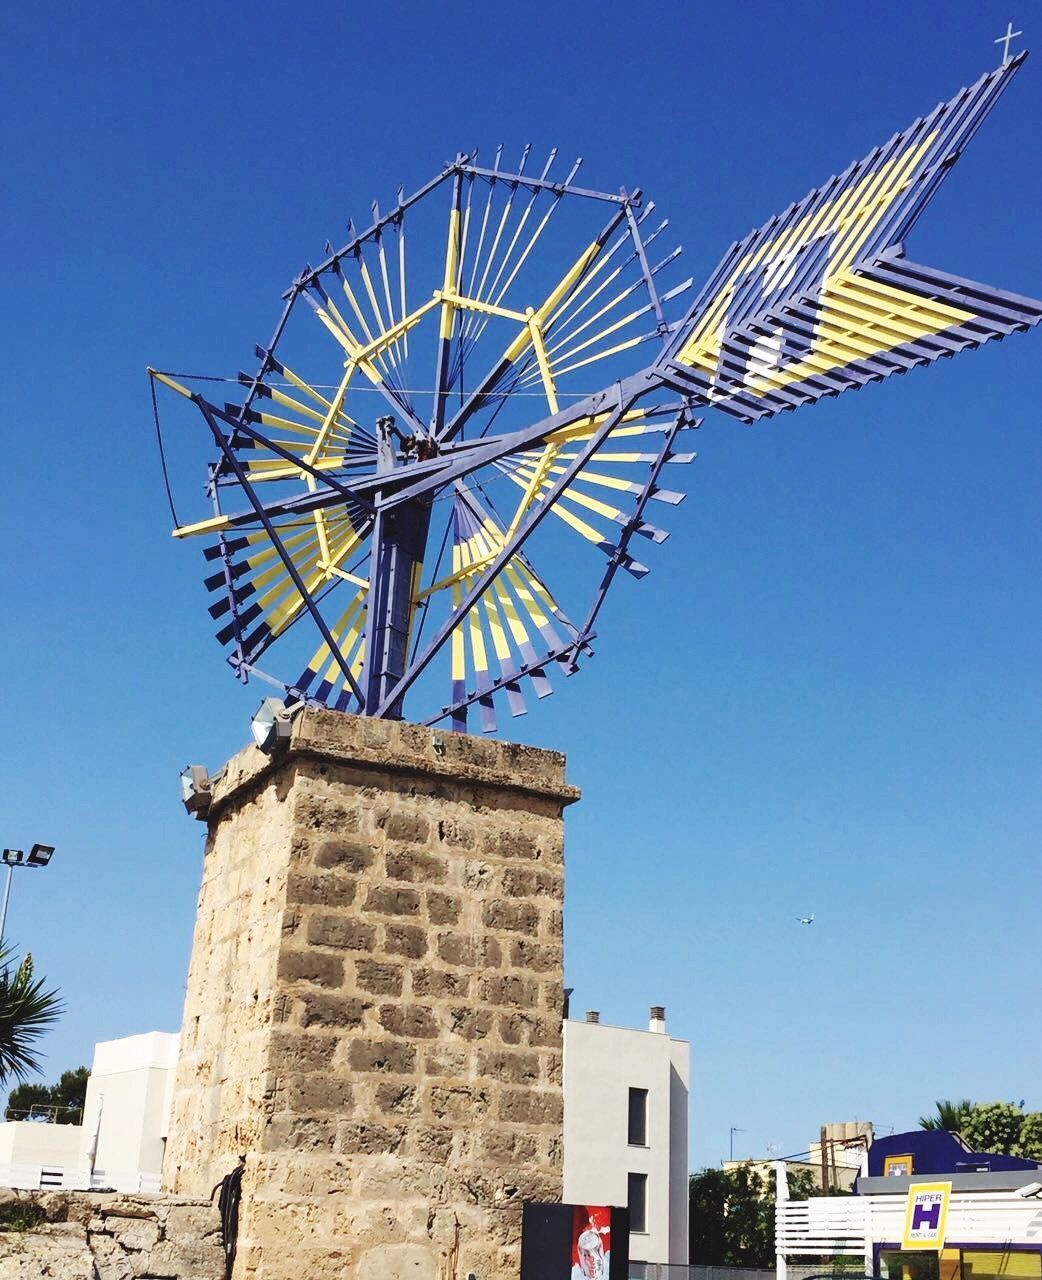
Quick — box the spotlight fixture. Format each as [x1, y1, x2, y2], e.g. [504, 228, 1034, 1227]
[0, 842, 56, 942]
[180, 765, 212, 819]
[1016, 1181, 1042, 1199]
[250, 698, 298, 756]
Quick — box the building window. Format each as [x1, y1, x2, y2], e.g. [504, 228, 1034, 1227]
[628, 1172, 647, 1233]
[628, 1087, 648, 1146]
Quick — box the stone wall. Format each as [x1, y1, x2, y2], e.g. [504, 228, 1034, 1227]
[165, 710, 578, 1280]
[0, 1190, 221, 1279]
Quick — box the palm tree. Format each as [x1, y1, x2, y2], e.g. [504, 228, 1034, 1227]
[919, 1099, 974, 1132]
[0, 948, 63, 1086]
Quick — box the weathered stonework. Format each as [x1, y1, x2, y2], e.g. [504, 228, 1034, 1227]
[0, 1191, 222, 1280]
[165, 710, 578, 1280]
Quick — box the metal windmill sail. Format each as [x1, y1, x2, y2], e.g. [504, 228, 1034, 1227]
[150, 55, 1041, 732]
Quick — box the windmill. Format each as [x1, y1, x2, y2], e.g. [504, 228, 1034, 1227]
[150, 56, 1040, 734]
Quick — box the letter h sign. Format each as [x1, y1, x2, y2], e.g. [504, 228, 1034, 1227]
[902, 1183, 951, 1250]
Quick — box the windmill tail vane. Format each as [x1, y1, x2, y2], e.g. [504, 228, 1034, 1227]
[149, 55, 1040, 733]
[662, 51, 1042, 421]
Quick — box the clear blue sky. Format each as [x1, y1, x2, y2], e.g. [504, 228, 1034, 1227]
[4, 1, 1040, 1169]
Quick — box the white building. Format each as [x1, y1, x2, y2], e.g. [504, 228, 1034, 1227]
[563, 1005, 690, 1265]
[78, 1031, 179, 1186]
[0, 1030, 178, 1193]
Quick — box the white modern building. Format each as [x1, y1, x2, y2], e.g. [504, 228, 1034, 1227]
[78, 1031, 179, 1186]
[0, 1030, 178, 1193]
[563, 1005, 690, 1265]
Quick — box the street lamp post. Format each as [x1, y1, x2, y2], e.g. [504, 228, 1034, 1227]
[0, 845, 56, 943]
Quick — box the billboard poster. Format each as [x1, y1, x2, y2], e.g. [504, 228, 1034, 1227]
[521, 1203, 628, 1280]
[901, 1182, 951, 1250]
[572, 1206, 612, 1280]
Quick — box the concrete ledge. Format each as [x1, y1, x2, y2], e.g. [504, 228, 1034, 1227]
[210, 708, 580, 818]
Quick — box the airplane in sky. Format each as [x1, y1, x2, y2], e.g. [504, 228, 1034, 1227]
[797, 914, 815, 925]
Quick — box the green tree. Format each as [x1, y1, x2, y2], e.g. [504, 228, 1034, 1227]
[688, 1164, 828, 1266]
[8, 1066, 89, 1122]
[918, 1099, 973, 1132]
[961, 1102, 1034, 1156]
[0, 949, 63, 1087]
[1014, 1112, 1042, 1161]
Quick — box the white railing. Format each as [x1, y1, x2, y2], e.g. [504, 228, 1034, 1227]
[776, 1197, 871, 1255]
[0, 1163, 162, 1194]
[774, 1161, 873, 1280]
[858, 1192, 1042, 1247]
[774, 1158, 1042, 1280]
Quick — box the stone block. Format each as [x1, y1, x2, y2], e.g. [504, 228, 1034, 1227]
[427, 1084, 491, 1122]
[384, 847, 448, 884]
[410, 967, 470, 999]
[425, 891, 461, 924]
[362, 885, 421, 917]
[509, 938, 562, 971]
[404, 1125, 454, 1162]
[277, 949, 344, 988]
[501, 867, 561, 898]
[306, 913, 376, 952]
[481, 900, 539, 935]
[377, 1003, 439, 1039]
[283, 1074, 354, 1115]
[346, 1038, 418, 1075]
[286, 871, 358, 908]
[297, 994, 368, 1030]
[264, 1116, 336, 1151]
[354, 959, 404, 996]
[483, 829, 538, 860]
[384, 922, 428, 959]
[309, 835, 375, 872]
[335, 1122, 408, 1155]
[477, 1049, 540, 1084]
[436, 934, 500, 968]
[435, 818, 476, 848]
[446, 1007, 495, 1041]
[479, 974, 540, 1009]
[380, 812, 431, 844]
[358, 1240, 437, 1280]
[374, 1082, 418, 1117]
[497, 1087, 563, 1125]
[421, 1045, 469, 1077]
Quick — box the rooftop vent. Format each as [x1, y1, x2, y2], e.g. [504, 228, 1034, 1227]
[585, 1010, 600, 1024]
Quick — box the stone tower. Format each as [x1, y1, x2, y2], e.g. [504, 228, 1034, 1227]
[165, 709, 577, 1280]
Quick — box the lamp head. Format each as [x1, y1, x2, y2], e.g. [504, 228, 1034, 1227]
[250, 698, 296, 755]
[1016, 1181, 1042, 1199]
[180, 766, 212, 819]
[26, 844, 54, 867]
[1, 849, 24, 867]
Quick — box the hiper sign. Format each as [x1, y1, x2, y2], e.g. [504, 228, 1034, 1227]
[901, 1182, 951, 1250]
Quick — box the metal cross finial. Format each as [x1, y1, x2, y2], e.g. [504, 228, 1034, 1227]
[995, 20, 1023, 65]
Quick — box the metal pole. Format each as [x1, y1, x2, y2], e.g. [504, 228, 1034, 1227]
[0, 865, 13, 945]
[820, 1126, 830, 1194]
[775, 1160, 789, 1280]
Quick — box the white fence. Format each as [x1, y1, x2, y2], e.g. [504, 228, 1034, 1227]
[0, 1163, 162, 1194]
[856, 1192, 1042, 1247]
[776, 1196, 872, 1278]
[774, 1159, 1042, 1280]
